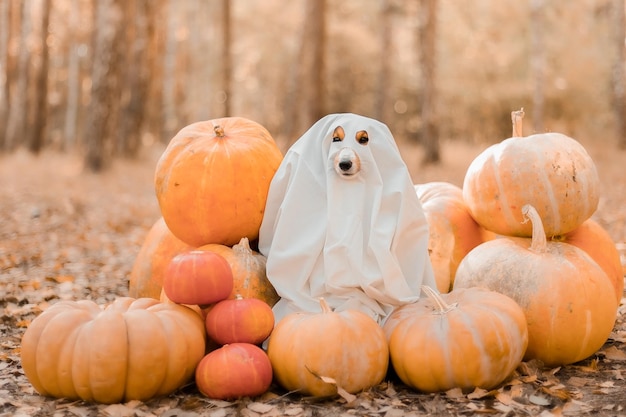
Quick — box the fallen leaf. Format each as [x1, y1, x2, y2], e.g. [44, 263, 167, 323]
[46, 274, 75, 283]
[444, 388, 464, 399]
[566, 376, 591, 387]
[305, 367, 356, 403]
[529, 395, 551, 406]
[282, 406, 304, 416]
[601, 345, 626, 361]
[247, 402, 274, 414]
[495, 392, 513, 406]
[466, 387, 493, 400]
[102, 403, 137, 417]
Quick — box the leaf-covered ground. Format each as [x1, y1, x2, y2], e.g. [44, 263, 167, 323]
[1, 140, 625, 417]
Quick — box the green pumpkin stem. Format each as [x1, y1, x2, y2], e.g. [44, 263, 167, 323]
[522, 204, 548, 253]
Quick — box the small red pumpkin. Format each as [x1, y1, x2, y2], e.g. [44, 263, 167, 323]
[195, 343, 273, 400]
[199, 237, 280, 307]
[129, 217, 194, 299]
[162, 250, 234, 306]
[205, 295, 274, 345]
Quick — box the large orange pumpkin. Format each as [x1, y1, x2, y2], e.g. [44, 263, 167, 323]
[266, 298, 389, 397]
[129, 217, 193, 299]
[199, 237, 279, 307]
[154, 117, 283, 247]
[383, 286, 528, 393]
[453, 205, 618, 367]
[20, 297, 206, 404]
[462, 110, 600, 237]
[414, 182, 494, 292]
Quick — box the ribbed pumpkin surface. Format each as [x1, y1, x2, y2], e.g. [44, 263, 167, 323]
[155, 117, 283, 247]
[462, 132, 599, 237]
[383, 287, 528, 393]
[21, 297, 206, 404]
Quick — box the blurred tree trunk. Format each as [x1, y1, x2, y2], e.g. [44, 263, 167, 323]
[29, 0, 51, 154]
[5, 0, 31, 151]
[0, 0, 9, 149]
[418, 0, 440, 164]
[144, 0, 165, 144]
[162, 0, 179, 141]
[612, 0, 626, 149]
[375, 0, 392, 123]
[530, 0, 545, 134]
[84, 0, 123, 171]
[118, 0, 153, 158]
[284, 0, 326, 143]
[221, 0, 232, 116]
[63, 0, 81, 150]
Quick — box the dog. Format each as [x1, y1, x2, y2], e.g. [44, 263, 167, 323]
[331, 125, 365, 177]
[258, 113, 436, 325]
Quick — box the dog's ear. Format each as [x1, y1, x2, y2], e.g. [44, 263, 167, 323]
[332, 126, 345, 142]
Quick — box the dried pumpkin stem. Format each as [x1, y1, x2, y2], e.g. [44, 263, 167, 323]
[213, 123, 226, 138]
[319, 297, 333, 314]
[421, 285, 457, 314]
[511, 108, 524, 137]
[521, 204, 548, 253]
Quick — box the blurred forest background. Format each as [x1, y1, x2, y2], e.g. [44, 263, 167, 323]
[1, 0, 626, 171]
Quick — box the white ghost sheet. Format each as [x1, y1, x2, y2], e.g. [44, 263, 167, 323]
[258, 113, 436, 325]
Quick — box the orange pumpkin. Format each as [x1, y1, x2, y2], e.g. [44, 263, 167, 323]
[266, 298, 388, 397]
[551, 218, 624, 303]
[162, 250, 234, 306]
[129, 217, 193, 299]
[414, 182, 494, 292]
[195, 343, 273, 400]
[154, 117, 283, 247]
[453, 204, 618, 367]
[204, 295, 274, 345]
[462, 109, 600, 237]
[21, 298, 206, 404]
[384, 286, 528, 393]
[199, 237, 279, 307]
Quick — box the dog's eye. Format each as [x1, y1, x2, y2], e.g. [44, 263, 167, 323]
[356, 131, 369, 145]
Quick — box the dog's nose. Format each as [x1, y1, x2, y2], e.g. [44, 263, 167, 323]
[339, 160, 352, 171]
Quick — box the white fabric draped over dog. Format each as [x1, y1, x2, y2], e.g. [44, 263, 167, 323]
[258, 113, 436, 325]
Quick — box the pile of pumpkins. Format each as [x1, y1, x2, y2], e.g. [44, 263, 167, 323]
[20, 112, 623, 404]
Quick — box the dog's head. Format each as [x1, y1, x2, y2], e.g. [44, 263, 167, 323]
[330, 125, 369, 178]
